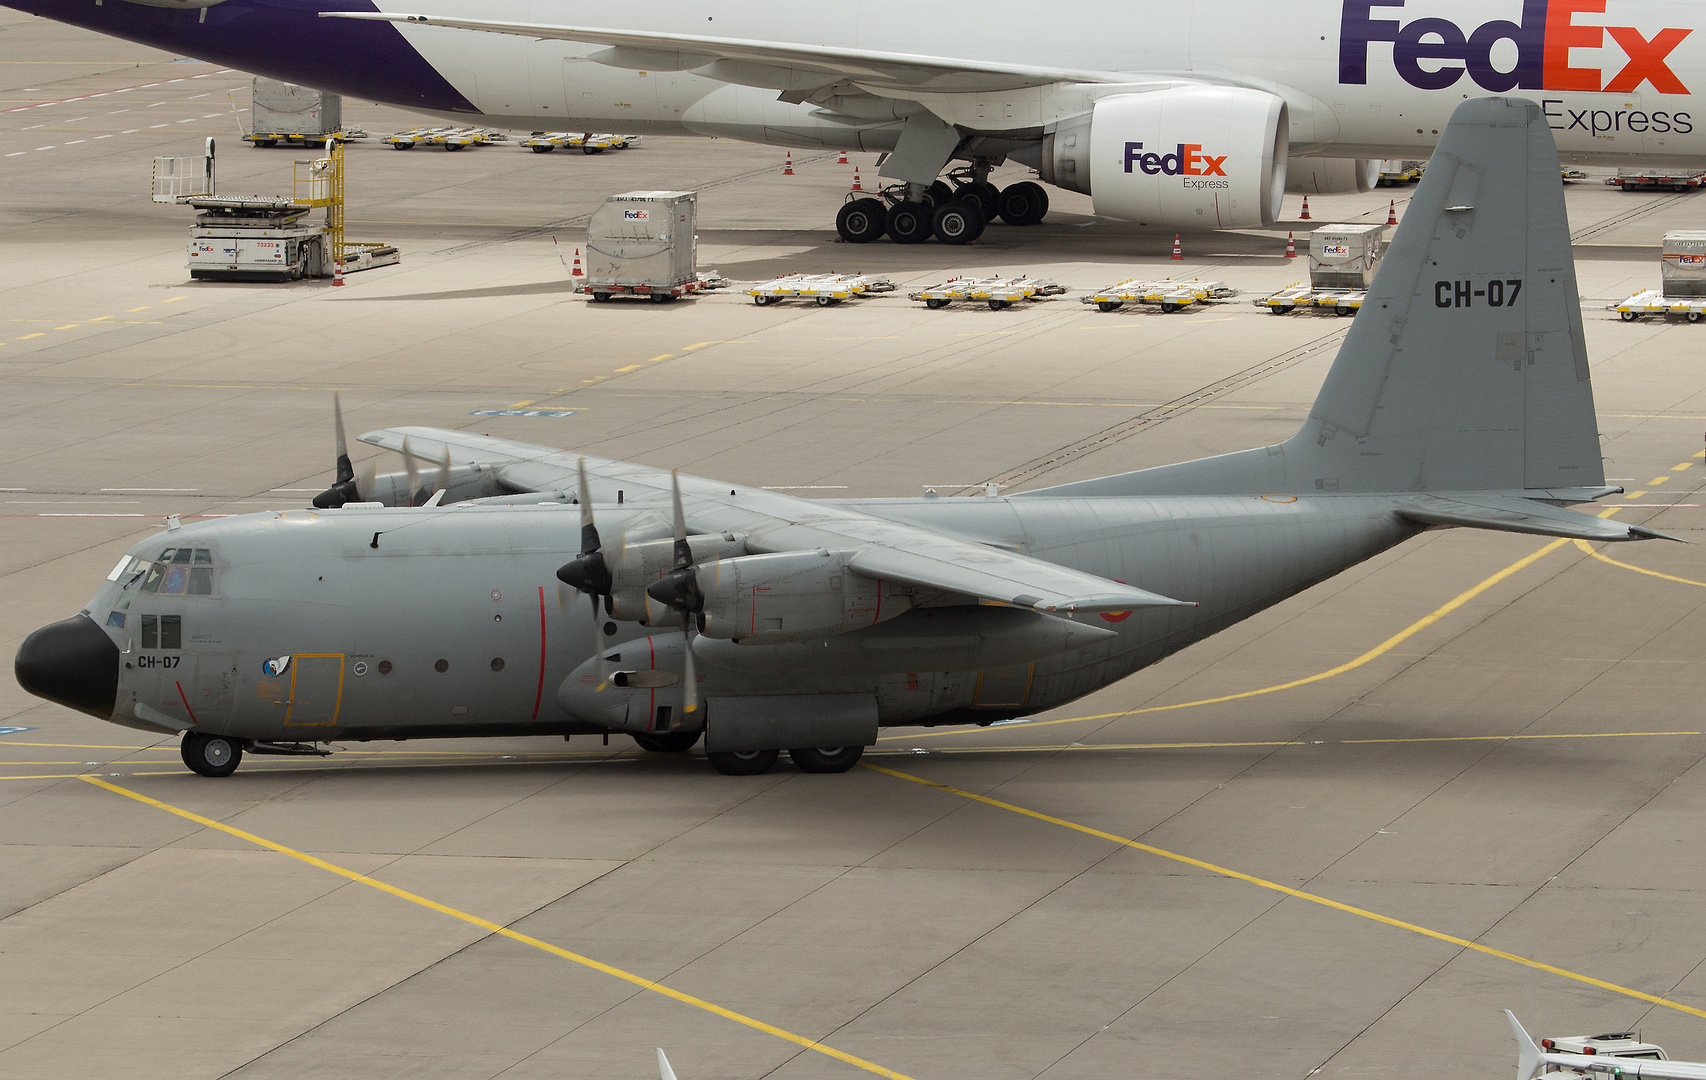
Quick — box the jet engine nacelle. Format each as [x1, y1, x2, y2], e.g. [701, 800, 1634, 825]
[692, 550, 911, 645]
[1041, 87, 1288, 229]
[1286, 157, 1379, 195]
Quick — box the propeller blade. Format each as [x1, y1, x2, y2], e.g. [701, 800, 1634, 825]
[591, 600, 607, 690]
[401, 437, 422, 505]
[356, 460, 375, 502]
[670, 469, 690, 570]
[332, 393, 353, 485]
[435, 446, 451, 500]
[577, 457, 600, 556]
[680, 611, 697, 715]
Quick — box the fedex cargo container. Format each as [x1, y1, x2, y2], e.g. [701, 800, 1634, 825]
[1309, 224, 1386, 289]
[583, 191, 699, 302]
[1661, 231, 1706, 297]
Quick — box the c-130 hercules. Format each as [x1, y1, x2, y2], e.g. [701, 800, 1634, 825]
[14, 99, 1669, 779]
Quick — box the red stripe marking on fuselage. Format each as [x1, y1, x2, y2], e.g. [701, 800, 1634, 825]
[174, 680, 199, 727]
[531, 586, 546, 720]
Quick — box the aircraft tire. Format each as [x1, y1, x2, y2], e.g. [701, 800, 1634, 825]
[633, 731, 701, 753]
[955, 180, 1000, 218]
[932, 201, 983, 245]
[787, 746, 864, 773]
[996, 181, 1048, 226]
[922, 180, 955, 209]
[836, 198, 887, 243]
[181, 732, 243, 778]
[706, 749, 779, 776]
[886, 202, 933, 244]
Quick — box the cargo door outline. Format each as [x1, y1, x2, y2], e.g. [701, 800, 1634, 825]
[973, 664, 1033, 708]
[285, 653, 344, 726]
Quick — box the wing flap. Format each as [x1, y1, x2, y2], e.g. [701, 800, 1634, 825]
[847, 546, 1192, 614]
[1397, 495, 1678, 541]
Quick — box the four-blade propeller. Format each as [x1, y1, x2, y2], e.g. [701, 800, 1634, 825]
[642, 471, 702, 715]
[554, 458, 619, 689]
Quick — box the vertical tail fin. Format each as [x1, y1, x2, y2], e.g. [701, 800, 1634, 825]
[657, 1048, 679, 1080]
[1030, 97, 1606, 499]
[1507, 1011, 1544, 1080]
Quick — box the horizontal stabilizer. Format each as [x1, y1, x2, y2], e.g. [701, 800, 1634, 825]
[1398, 495, 1678, 542]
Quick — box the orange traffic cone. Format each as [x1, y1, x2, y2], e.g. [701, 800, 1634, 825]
[783, 152, 794, 175]
[571, 247, 584, 278]
[1284, 232, 1296, 258]
[331, 259, 344, 286]
[851, 167, 863, 192]
[1386, 199, 1398, 225]
[1170, 233, 1183, 260]
[1299, 196, 1312, 220]
[837, 148, 849, 165]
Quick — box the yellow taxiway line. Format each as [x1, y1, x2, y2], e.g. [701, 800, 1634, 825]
[864, 763, 1706, 1021]
[76, 775, 916, 1080]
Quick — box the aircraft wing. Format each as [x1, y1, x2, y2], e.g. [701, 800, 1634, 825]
[359, 427, 1191, 614]
[320, 13, 1132, 94]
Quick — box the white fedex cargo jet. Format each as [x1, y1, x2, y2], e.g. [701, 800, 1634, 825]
[6, 0, 1701, 242]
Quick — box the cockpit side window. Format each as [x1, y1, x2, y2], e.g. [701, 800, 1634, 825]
[139, 615, 183, 650]
[141, 548, 215, 596]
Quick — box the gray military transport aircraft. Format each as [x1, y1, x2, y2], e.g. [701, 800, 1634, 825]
[14, 98, 1670, 779]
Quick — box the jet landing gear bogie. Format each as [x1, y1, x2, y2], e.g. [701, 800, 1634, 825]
[834, 180, 1049, 245]
[181, 731, 243, 778]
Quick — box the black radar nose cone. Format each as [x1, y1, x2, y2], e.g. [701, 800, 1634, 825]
[15, 614, 120, 720]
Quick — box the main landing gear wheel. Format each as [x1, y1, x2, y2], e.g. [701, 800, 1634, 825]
[836, 198, 887, 243]
[922, 180, 955, 209]
[707, 749, 779, 775]
[886, 202, 934, 244]
[996, 181, 1049, 226]
[932, 200, 985, 245]
[633, 731, 701, 753]
[181, 732, 243, 778]
[787, 746, 865, 773]
[955, 180, 1000, 218]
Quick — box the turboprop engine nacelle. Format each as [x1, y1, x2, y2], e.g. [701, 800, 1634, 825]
[1041, 86, 1288, 229]
[687, 550, 911, 645]
[1286, 157, 1379, 195]
[606, 533, 750, 623]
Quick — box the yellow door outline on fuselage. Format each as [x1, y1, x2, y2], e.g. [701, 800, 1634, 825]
[284, 653, 344, 726]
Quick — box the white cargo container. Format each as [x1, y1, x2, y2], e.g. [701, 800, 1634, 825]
[583, 191, 699, 302]
[1309, 223, 1386, 288]
[186, 197, 326, 281]
[1661, 231, 1706, 297]
[249, 78, 342, 147]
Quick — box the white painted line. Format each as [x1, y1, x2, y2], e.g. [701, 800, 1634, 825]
[34, 146, 54, 151]
[109, 108, 129, 114]
[149, 124, 167, 129]
[66, 116, 86, 122]
[121, 130, 138, 134]
[4, 153, 23, 158]
[64, 140, 84, 145]
[0, 488, 27, 492]
[93, 135, 112, 140]
[176, 118, 196, 123]
[23, 124, 42, 129]
[201, 113, 222, 118]
[270, 488, 322, 492]
[188, 92, 210, 99]
[101, 488, 198, 492]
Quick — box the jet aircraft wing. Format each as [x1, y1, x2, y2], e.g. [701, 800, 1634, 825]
[320, 13, 1135, 94]
[358, 427, 1192, 614]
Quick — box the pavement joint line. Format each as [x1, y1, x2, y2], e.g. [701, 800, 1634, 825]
[879, 536, 1571, 742]
[73, 775, 919, 1080]
[864, 761, 1706, 1021]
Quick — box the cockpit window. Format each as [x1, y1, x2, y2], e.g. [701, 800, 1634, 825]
[138, 548, 214, 595]
[140, 562, 165, 594]
[106, 556, 132, 582]
[139, 614, 182, 650]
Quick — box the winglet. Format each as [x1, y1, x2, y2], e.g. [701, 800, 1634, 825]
[1507, 1011, 1543, 1080]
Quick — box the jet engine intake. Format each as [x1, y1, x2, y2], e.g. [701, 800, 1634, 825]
[690, 550, 911, 645]
[1286, 157, 1380, 195]
[1041, 87, 1288, 229]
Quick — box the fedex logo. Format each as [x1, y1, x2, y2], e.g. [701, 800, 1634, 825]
[1123, 142, 1228, 176]
[1321, 242, 1352, 255]
[623, 209, 649, 220]
[1341, 0, 1693, 94]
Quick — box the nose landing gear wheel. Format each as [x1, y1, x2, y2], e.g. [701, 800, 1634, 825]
[836, 197, 888, 243]
[182, 732, 243, 777]
[787, 746, 865, 773]
[707, 749, 780, 775]
[633, 731, 702, 753]
[886, 202, 934, 244]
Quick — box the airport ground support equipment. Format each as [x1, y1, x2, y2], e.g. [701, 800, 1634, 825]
[1377, 159, 1424, 185]
[385, 126, 509, 151]
[1082, 277, 1232, 313]
[750, 273, 897, 306]
[1254, 222, 1386, 315]
[244, 78, 366, 148]
[1615, 230, 1706, 321]
[581, 191, 701, 302]
[521, 132, 641, 153]
[1607, 168, 1706, 191]
[911, 275, 1066, 310]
